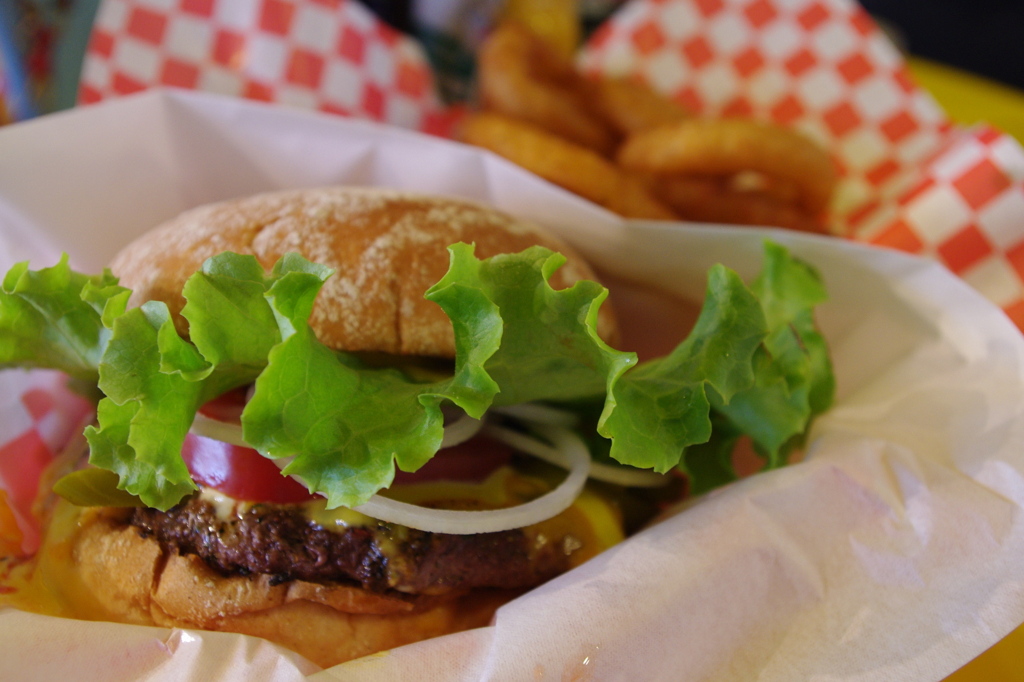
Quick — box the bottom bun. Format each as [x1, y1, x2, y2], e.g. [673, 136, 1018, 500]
[71, 510, 514, 668]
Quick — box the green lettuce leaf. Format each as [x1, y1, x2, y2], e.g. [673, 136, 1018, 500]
[597, 264, 768, 473]
[708, 241, 834, 469]
[85, 253, 329, 509]
[241, 243, 639, 509]
[0, 254, 128, 382]
[428, 244, 637, 408]
[3, 240, 833, 511]
[182, 252, 303, 375]
[53, 459, 147, 507]
[240, 265, 456, 509]
[85, 303, 205, 508]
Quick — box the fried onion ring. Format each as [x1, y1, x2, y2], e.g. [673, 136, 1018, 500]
[617, 118, 838, 214]
[644, 174, 823, 233]
[477, 23, 618, 155]
[459, 112, 676, 220]
[727, 170, 802, 205]
[586, 76, 690, 136]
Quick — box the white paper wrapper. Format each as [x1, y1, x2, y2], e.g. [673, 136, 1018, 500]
[2, 89, 1024, 681]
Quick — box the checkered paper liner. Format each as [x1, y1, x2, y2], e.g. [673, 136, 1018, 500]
[0, 371, 92, 556]
[78, 0, 453, 134]
[576, 0, 1024, 329]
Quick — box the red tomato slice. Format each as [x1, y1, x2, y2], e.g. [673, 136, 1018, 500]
[181, 432, 316, 504]
[190, 389, 513, 502]
[197, 387, 248, 422]
[392, 436, 514, 485]
[189, 388, 314, 503]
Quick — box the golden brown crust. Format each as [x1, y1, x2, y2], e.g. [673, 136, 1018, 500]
[616, 119, 838, 215]
[71, 511, 509, 668]
[477, 22, 618, 155]
[71, 510, 161, 625]
[110, 187, 616, 356]
[586, 76, 690, 136]
[459, 113, 676, 221]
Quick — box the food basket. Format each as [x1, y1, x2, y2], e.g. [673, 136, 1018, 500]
[1, 1, 1023, 679]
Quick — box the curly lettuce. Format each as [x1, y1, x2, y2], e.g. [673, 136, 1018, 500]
[0, 241, 833, 510]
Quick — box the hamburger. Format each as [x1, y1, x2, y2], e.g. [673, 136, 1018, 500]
[0, 187, 833, 667]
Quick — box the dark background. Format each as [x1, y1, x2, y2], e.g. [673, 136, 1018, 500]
[858, 0, 1024, 90]
[355, 0, 1024, 92]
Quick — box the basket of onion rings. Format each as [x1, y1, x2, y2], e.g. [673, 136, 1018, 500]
[460, 20, 840, 233]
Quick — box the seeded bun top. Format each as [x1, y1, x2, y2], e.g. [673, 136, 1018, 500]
[110, 187, 616, 357]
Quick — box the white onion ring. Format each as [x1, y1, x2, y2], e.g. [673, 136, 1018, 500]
[354, 424, 590, 534]
[440, 411, 483, 448]
[193, 405, 667, 494]
[588, 461, 674, 488]
[190, 413, 593, 534]
[482, 423, 578, 470]
[487, 421, 671, 488]
[190, 412, 250, 447]
[489, 408, 672, 488]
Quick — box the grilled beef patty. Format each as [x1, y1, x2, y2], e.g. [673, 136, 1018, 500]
[129, 495, 579, 595]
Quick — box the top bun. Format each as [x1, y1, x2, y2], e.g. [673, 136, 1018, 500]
[111, 187, 616, 357]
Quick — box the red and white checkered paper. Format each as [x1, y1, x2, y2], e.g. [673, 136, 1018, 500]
[79, 0, 453, 134]
[0, 371, 92, 555]
[77, 0, 1024, 330]
[576, 0, 1024, 328]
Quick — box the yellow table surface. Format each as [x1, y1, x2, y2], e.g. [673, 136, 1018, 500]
[909, 57, 1024, 145]
[908, 58, 1024, 682]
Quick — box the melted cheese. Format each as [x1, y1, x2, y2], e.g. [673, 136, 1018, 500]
[304, 501, 376, 530]
[1, 470, 626, 620]
[197, 488, 252, 520]
[0, 489, 23, 558]
[0, 501, 112, 621]
[379, 467, 547, 508]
